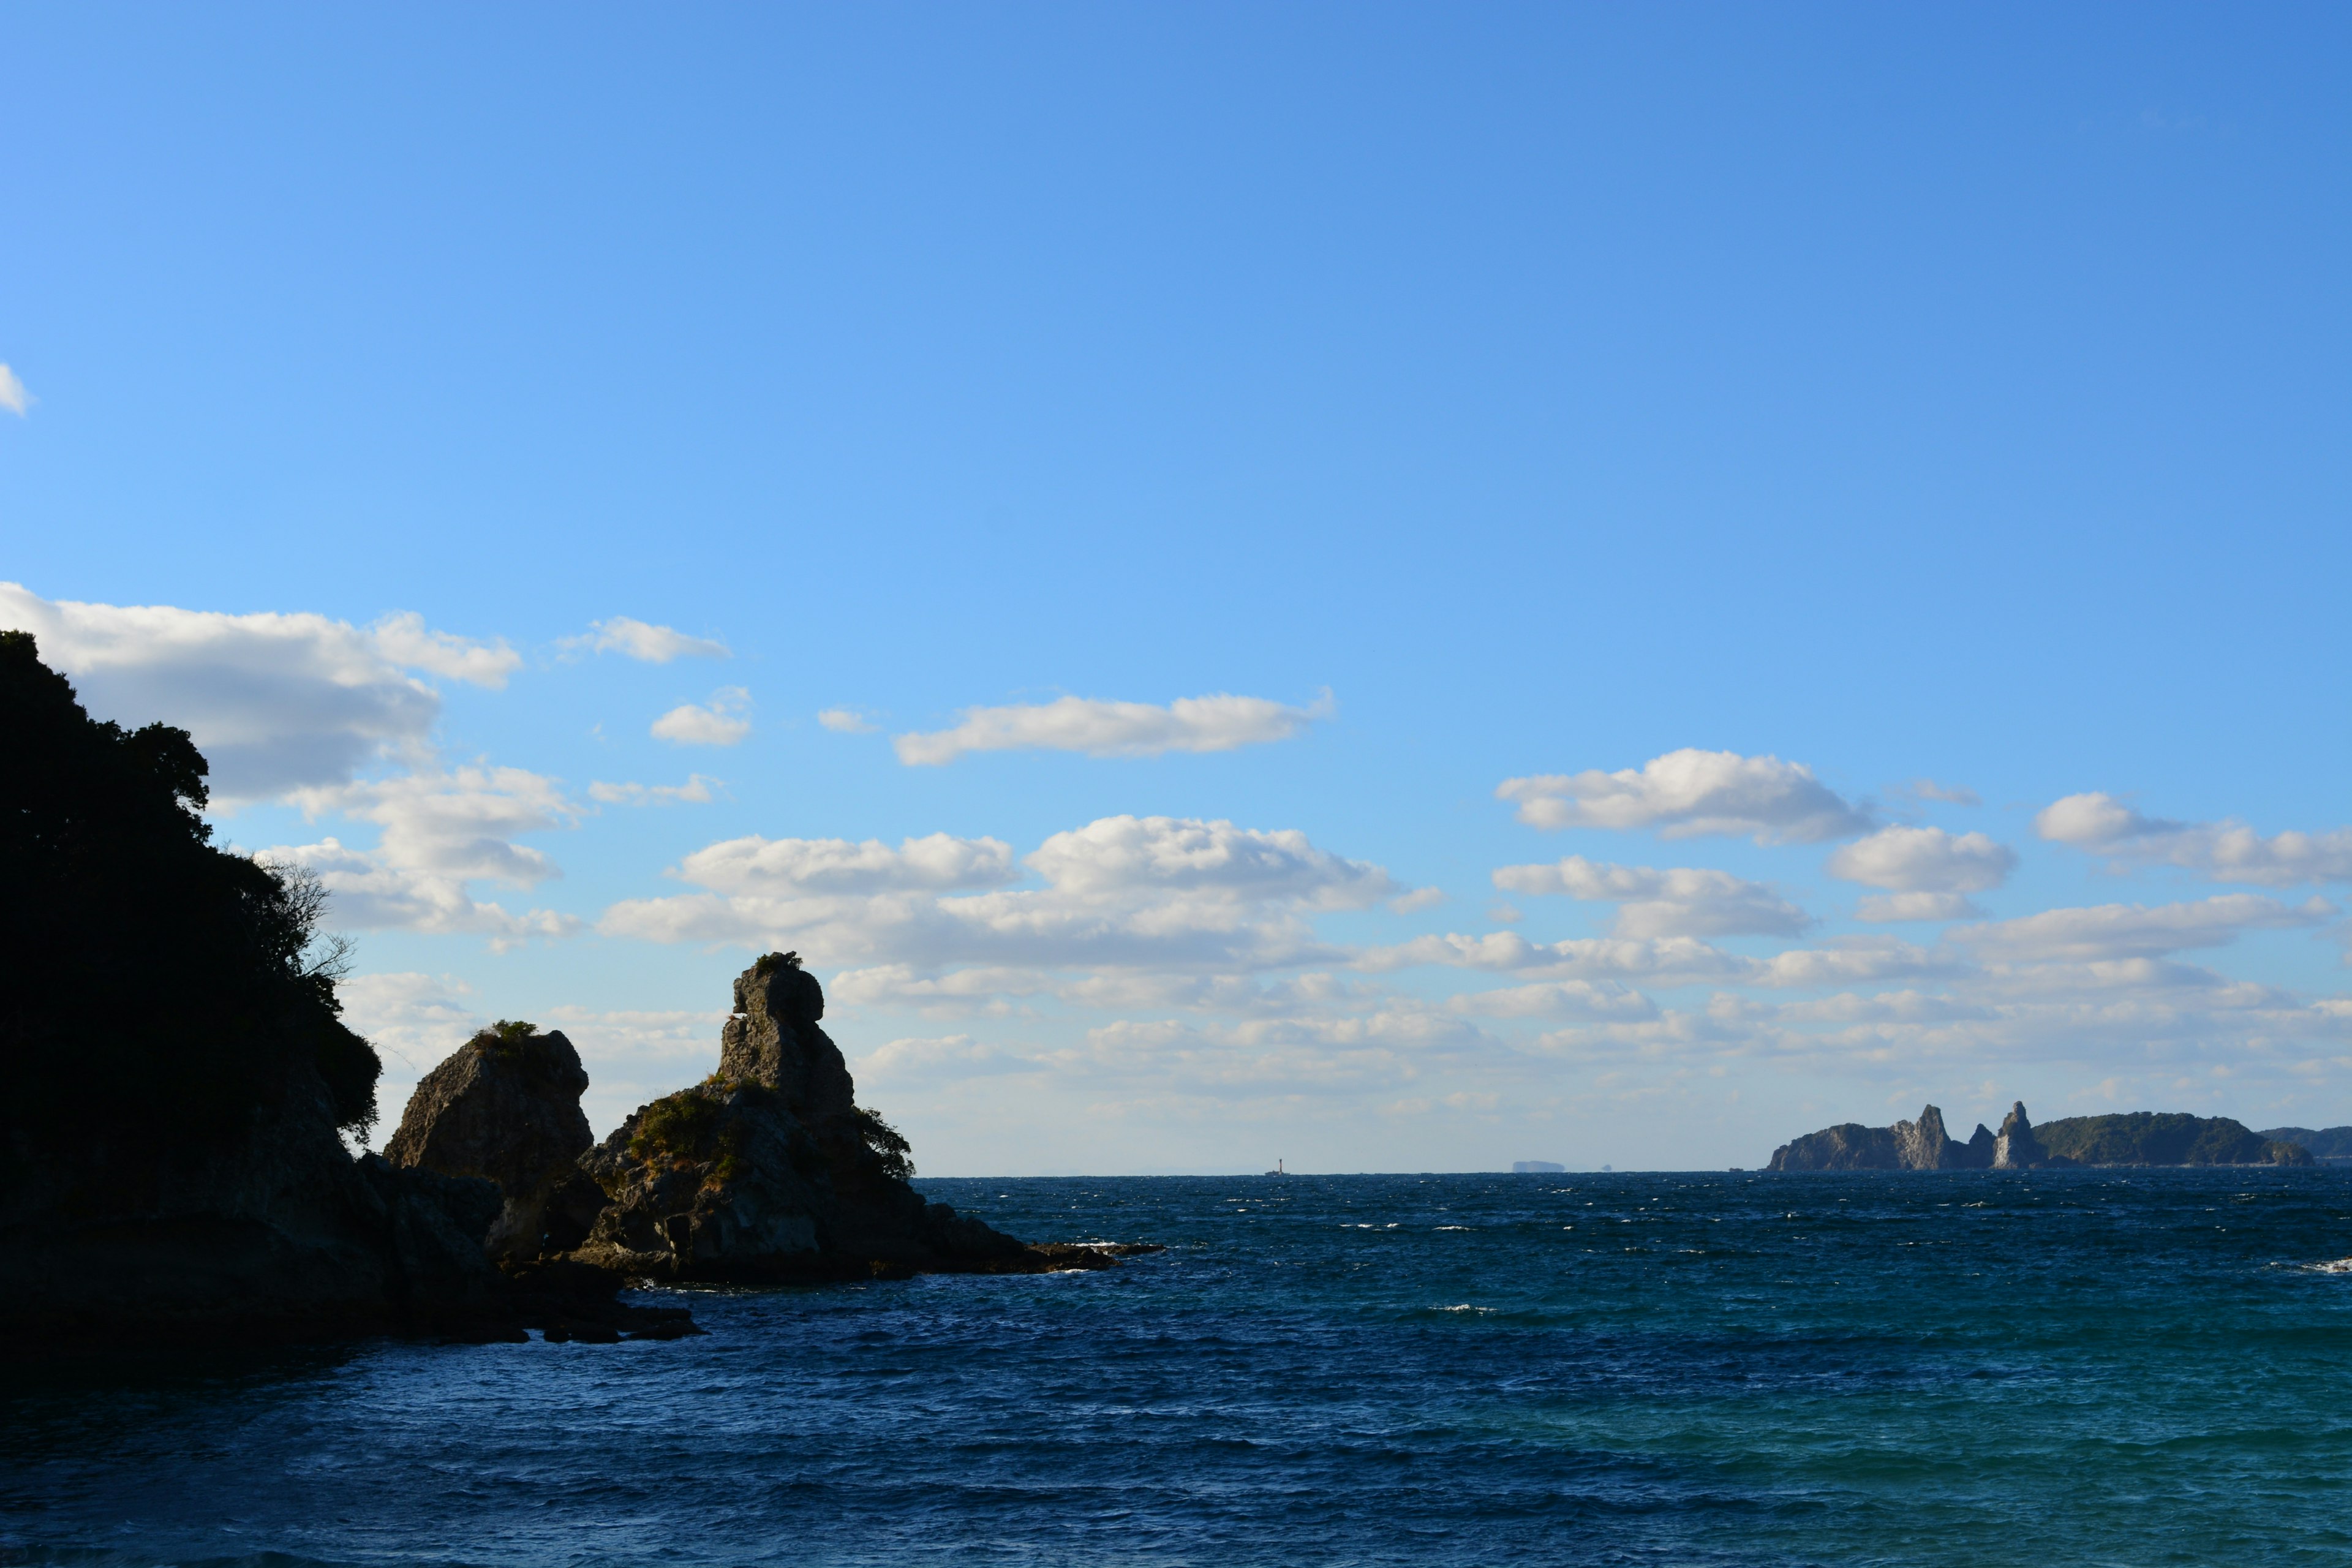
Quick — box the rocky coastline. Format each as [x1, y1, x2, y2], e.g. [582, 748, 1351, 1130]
[1768, 1100, 2313, 1172]
[0, 634, 1143, 1353]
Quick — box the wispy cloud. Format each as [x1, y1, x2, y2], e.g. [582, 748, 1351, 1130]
[818, 707, 880, 734]
[0, 364, 31, 416]
[566, 616, 730, 663]
[588, 775, 722, 806]
[893, 690, 1333, 766]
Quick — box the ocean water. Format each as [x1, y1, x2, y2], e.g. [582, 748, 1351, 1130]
[6, 1170, 2351, 1567]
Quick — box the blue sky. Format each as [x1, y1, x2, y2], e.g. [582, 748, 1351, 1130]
[4, 4, 2348, 1171]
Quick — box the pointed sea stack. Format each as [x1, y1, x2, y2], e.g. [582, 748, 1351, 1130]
[571, 954, 1141, 1281]
[1992, 1101, 2046, 1169]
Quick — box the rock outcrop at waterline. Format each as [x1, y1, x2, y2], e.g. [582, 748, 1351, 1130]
[386, 1022, 605, 1261]
[567, 954, 1129, 1281]
[1768, 1100, 2313, 1171]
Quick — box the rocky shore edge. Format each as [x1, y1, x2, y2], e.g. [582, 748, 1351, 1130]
[0, 636, 1153, 1354]
[2, 956, 1158, 1355]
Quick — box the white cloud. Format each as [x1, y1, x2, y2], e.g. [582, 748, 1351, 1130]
[0, 583, 515, 798]
[892, 690, 1333, 766]
[1496, 748, 1871, 843]
[1025, 816, 1393, 907]
[265, 837, 579, 948]
[1389, 887, 1446, 914]
[1953, 895, 2333, 963]
[263, 763, 584, 948]
[652, 687, 752, 746]
[678, 832, 1020, 895]
[587, 775, 721, 806]
[290, 763, 578, 885]
[1856, 892, 1984, 922]
[2036, 791, 2352, 886]
[818, 707, 880, 734]
[601, 815, 1387, 978]
[1826, 825, 2016, 894]
[1491, 855, 1812, 938]
[0, 364, 31, 416]
[569, 617, 730, 663]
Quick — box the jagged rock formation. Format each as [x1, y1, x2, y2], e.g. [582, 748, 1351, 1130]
[386, 1022, 605, 1260]
[1992, 1101, 2048, 1169]
[1771, 1098, 2316, 1172]
[571, 954, 1133, 1281]
[1769, 1105, 1994, 1172]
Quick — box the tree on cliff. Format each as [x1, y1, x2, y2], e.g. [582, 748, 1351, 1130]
[0, 631, 379, 1177]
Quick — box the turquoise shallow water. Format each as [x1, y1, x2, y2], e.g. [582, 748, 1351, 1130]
[4, 1169, 2351, 1566]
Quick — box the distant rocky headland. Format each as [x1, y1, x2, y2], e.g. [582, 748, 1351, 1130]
[0, 633, 1145, 1350]
[1768, 1101, 2315, 1172]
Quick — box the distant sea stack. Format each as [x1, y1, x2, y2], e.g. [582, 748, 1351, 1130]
[1768, 1101, 2312, 1171]
[1768, 1104, 1996, 1171]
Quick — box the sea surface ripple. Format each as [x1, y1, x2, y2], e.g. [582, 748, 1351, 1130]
[6, 1170, 2351, 1566]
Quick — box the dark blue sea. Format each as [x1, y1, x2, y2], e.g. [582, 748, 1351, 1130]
[7, 1170, 2352, 1567]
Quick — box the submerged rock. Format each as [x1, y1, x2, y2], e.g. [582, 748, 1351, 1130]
[571, 954, 1133, 1281]
[385, 1022, 601, 1260]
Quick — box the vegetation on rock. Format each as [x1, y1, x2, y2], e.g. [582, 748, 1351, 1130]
[2034, 1113, 2307, 1167]
[851, 1106, 914, 1182]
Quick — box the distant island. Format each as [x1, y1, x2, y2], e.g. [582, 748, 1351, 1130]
[1768, 1101, 2313, 1171]
[1513, 1160, 1566, 1174]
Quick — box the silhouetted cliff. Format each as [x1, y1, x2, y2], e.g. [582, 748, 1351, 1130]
[0, 633, 512, 1342]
